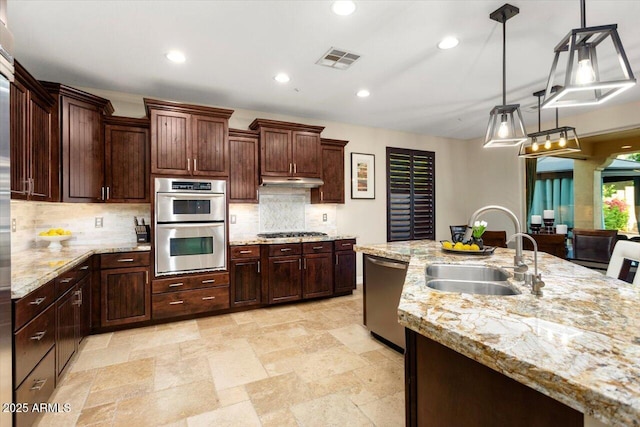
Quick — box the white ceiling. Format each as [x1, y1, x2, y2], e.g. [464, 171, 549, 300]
[7, 0, 640, 140]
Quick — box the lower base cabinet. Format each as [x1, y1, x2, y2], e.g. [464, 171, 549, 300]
[152, 272, 230, 320]
[14, 348, 56, 427]
[230, 245, 262, 307]
[334, 239, 356, 295]
[302, 242, 333, 299]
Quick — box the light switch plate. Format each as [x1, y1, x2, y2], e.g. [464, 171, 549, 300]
[230, 214, 237, 224]
[95, 217, 103, 228]
[322, 213, 328, 222]
[11, 218, 16, 232]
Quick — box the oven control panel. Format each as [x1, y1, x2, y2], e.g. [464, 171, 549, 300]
[171, 181, 212, 191]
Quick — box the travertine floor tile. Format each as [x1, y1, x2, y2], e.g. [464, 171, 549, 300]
[352, 360, 404, 399]
[186, 401, 260, 427]
[75, 402, 116, 426]
[91, 357, 155, 392]
[358, 390, 405, 426]
[247, 329, 298, 355]
[259, 408, 299, 427]
[245, 372, 314, 416]
[196, 313, 235, 331]
[293, 331, 342, 353]
[217, 386, 249, 407]
[293, 346, 369, 382]
[290, 393, 373, 426]
[129, 323, 200, 351]
[155, 356, 212, 391]
[129, 342, 182, 364]
[80, 332, 113, 351]
[84, 378, 153, 409]
[113, 381, 219, 427]
[207, 339, 268, 390]
[257, 347, 306, 376]
[70, 345, 131, 373]
[330, 324, 384, 354]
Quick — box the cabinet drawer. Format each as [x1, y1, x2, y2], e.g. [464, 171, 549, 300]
[100, 251, 150, 269]
[268, 243, 301, 257]
[14, 347, 56, 427]
[14, 281, 55, 331]
[54, 270, 81, 298]
[152, 286, 230, 319]
[152, 272, 229, 294]
[303, 242, 332, 254]
[14, 304, 56, 387]
[230, 245, 260, 259]
[334, 239, 356, 252]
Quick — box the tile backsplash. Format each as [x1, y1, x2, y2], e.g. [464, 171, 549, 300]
[11, 200, 150, 252]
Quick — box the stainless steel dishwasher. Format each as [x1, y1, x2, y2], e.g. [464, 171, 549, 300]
[363, 254, 409, 351]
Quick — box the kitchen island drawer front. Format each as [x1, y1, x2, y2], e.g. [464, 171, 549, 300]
[303, 242, 332, 254]
[230, 245, 260, 259]
[334, 239, 356, 251]
[14, 304, 56, 387]
[100, 251, 150, 269]
[14, 280, 55, 331]
[268, 243, 301, 257]
[152, 272, 229, 294]
[15, 347, 56, 427]
[152, 287, 230, 319]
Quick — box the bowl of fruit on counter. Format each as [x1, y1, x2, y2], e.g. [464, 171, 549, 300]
[440, 240, 496, 255]
[38, 228, 72, 250]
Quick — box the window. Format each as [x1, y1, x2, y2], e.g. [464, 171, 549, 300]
[386, 147, 435, 242]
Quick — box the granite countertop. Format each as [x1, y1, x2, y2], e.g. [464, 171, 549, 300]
[355, 240, 640, 427]
[229, 234, 357, 246]
[11, 244, 151, 299]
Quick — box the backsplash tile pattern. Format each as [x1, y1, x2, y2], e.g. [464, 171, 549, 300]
[11, 200, 150, 252]
[259, 193, 306, 232]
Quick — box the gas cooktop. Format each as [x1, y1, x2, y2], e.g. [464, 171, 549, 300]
[257, 231, 328, 239]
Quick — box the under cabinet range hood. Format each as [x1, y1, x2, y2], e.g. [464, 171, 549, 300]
[260, 176, 324, 188]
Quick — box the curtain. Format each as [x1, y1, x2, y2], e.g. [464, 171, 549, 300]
[531, 177, 574, 228]
[525, 159, 537, 225]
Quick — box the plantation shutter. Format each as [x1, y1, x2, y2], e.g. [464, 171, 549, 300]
[386, 147, 435, 242]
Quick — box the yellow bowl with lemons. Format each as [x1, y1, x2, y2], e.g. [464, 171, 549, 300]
[38, 228, 72, 250]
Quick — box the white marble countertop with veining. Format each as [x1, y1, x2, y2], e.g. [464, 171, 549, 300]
[229, 234, 357, 246]
[11, 244, 151, 299]
[355, 240, 640, 427]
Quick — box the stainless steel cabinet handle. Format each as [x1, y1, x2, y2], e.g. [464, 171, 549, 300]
[28, 178, 34, 196]
[59, 278, 73, 284]
[23, 179, 28, 195]
[30, 331, 47, 341]
[367, 257, 407, 270]
[280, 248, 292, 252]
[289, 163, 292, 174]
[313, 246, 323, 250]
[169, 282, 184, 288]
[79, 265, 89, 270]
[101, 186, 105, 201]
[320, 191, 323, 201]
[117, 258, 134, 262]
[145, 271, 149, 285]
[342, 243, 352, 246]
[169, 301, 184, 305]
[299, 259, 302, 270]
[106, 186, 110, 200]
[294, 163, 297, 174]
[30, 379, 47, 391]
[194, 158, 197, 171]
[257, 260, 261, 273]
[187, 158, 191, 172]
[201, 279, 216, 284]
[29, 297, 46, 306]
[239, 250, 252, 254]
[201, 296, 216, 301]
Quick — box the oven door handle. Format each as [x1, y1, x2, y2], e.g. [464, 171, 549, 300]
[156, 222, 224, 229]
[157, 193, 225, 200]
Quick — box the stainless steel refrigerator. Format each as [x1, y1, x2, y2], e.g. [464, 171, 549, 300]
[0, 0, 13, 425]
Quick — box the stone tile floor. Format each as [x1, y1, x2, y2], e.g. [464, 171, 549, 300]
[37, 287, 405, 426]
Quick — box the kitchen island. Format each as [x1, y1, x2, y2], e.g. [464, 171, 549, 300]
[355, 240, 639, 427]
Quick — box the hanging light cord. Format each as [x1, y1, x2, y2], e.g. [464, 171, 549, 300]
[502, 11, 507, 106]
[580, 0, 586, 28]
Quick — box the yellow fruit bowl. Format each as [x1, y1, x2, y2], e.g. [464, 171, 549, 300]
[38, 233, 72, 250]
[440, 240, 496, 255]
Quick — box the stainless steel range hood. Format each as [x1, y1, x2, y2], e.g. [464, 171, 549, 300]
[260, 176, 324, 188]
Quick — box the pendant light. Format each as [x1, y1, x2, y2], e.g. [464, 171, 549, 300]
[519, 87, 581, 158]
[484, 4, 527, 148]
[541, 0, 636, 109]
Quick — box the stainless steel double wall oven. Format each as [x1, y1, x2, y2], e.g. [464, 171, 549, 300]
[155, 178, 227, 276]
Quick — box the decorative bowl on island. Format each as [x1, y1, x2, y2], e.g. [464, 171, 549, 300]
[38, 229, 72, 250]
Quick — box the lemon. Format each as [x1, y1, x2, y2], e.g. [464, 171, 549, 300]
[470, 244, 480, 251]
[442, 241, 453, 249]
[462, 244, 471, 251]
[63, 230, 72, 235]
[453, 242, 464, 250]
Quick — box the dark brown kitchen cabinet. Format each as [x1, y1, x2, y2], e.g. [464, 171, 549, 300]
[229, 129, 259, 203]
[42, 81, 114, 203]
[104, 116, 150, 202]
[249, 119, 324, 179]
[311, 138, 348, 204]
[334, 239, 356, 295]
[145, 98, 233, 177]
[99, 252, 150, 328]
[230, 245, 262, 307]
[55, 284, 78, 376]
[10, 61, 58, 201]
[264, 243, 303, 304]
[302, 242, 333, 299]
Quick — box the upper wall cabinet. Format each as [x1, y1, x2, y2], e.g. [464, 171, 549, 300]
[104, 116, 150, 203]
[10, 61, 58, 201]
[311, 138, 348, 204]
[249, 119, 324, 179]
[229, 129, 259, 203]
[144, 98, 233, 177]
[42, 82, 114, 203]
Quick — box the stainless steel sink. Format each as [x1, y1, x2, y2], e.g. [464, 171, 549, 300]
[426, 279, 519, 296]
[426, 264, 510, 282]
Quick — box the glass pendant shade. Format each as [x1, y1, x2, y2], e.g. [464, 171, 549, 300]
[484, 104, 527, 147]
[541, 24, 636, 108]
[519, 126, 581, 158]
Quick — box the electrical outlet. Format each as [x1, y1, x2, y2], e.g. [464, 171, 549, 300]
[11, 218, 16, 232]
[230, 214, 237, 224]
[95, 217, 103, 228]
[322, 213, 328, 222]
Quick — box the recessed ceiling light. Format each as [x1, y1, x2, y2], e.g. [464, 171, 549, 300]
[332, 1, 356, 16]
[274, 73, 290, 83]
[165, 50, 186, 63]
[356, 89, 370, 98]
[438, 37, 459, 50]
[621, 145, 632, 149]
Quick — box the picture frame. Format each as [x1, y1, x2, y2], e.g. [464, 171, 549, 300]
[351, 152, 375, 199]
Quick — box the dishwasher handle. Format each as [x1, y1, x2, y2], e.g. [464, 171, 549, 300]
[367, 257, 407, 270]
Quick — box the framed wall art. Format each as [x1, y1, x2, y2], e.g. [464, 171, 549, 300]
[351, 152, 375, 199]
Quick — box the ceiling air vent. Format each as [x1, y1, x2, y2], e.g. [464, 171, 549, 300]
[316, 47, 361, 70]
